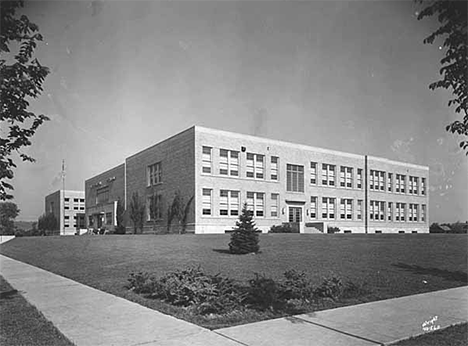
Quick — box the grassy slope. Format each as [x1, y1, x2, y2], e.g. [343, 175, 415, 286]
[1, 234, 466, 328]
[0, 276, 75, 346]
[392, 323, 467, 346]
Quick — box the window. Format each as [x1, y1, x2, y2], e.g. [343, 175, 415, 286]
[286, 164, 304, 192]
[387, 173, 393, 192]
[421, 178, 426, 195]
[246, 153, 264, 179]
[310, 162, 317, 185]
[340, 199, 353, 220]
[247, 192, 265, 217]
[65, 215, 69, 220]
[74, 198, 79, 202]
[322, 197, 335, 219]
[310, 196, 317, 219]
[271, 157, 279, 180]
[80, 198, 85, 203]
[370, 201, 385, 221]
[409, 176, 419, 195]
[340, 166, 353, 188]
[357, 169, 363, 189]
[370, 170, 385, 191]
[147, 162, 162, 186]
[220, 190, 240, 216]
[271, 194, 279, 217]
[64, 198, 70, 202]
[387, 202, 393, 221]
[396, 203, 406, 222]
[202, 189, 212, 215]
[96, 186, 109, 204]
[219, 149, 239, 176]
[421, 204, 426, 222]
[396, 174, 406, 193]
[147, 194, 162, 220]
[202, 146, 212, 174]
[408, 204, 419, 222]
[357, 200, 363, 220]
[322, 164, 336, 186]
[106, 212, 112, 225]
[88, 216, 94, 227]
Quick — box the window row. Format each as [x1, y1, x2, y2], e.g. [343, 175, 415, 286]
[369, 201, 426, 222]
[202, 189, 280, 218]
[371, 171, 426, 196]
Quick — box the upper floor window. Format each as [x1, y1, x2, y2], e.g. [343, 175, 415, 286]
[310, 196, 317, 219]
[202, 147, 212, 174]
[246, 153, 265, 179]
[396, 174, 406, 194]
[219, 149, 239, 176]
[409, 176, 419, 195]
[387, 173, 393, 192]
[220, 190, 240, 216]
[322, 197, 335, 219]
[340, 199, 353, 220]
[286, 164, 304, 192]
[247, 192, 265, 217]
[421, 178, 426, 195]
[340, 166, 353, 188]
[370, 170, 385, 191]
[310, 162, 317, 185]
[202, 189, 212, 215]
[147, 162, 162, 186]
[357, 169, 363, 189]
[322, 164, 335, 186]
[271, 193, 279, 217]
[271, 157, 279, 181]
[96, 186, 109, 204]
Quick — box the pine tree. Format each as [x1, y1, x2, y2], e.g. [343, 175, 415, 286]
[229, 203, 260, 254]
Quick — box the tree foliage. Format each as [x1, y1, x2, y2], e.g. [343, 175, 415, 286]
[167, 191, 194, 234]
[0, 201, 19, 235]
[229, 203, 260, 254]
[129, 192, 144, 234]
[416, 0, 468, 152]
[114, 198, 126, 234]
[37, 212, 58, 235]
[1, 1, 50, 199]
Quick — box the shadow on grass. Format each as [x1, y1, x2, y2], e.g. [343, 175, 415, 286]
[212, 249, 232, 254]
[0, 289, 19, 300]
[392, 263, 468, 283]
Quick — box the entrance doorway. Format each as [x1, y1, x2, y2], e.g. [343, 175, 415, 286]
[288, 206, 303, 233]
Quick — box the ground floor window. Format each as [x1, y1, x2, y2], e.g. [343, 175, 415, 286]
[247, 192, 265, 217]
[220, 190, 240, 216]
[202, 189, 212, 215]
[106, 212, 113, 225]
[322, 197, 335, 219]
[271, 194, 279, 217]
[340, 199, 353, 220]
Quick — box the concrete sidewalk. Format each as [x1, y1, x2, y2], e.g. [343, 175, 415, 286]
[1, 254, 467, 346]
[216, 286, 468, 346]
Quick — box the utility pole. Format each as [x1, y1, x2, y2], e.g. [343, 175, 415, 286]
[61, 159, 66, 235]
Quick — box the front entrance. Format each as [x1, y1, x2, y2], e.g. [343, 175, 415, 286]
[288, 206, 303, 233]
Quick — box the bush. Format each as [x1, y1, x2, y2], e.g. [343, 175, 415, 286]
[114, 225, 126, 234]
[314, 275, 344, 300]
[269, 223, 296, 233]
[247, 273, 285, 311]
[327, 226, 341, 234]
[128, 266, 244, 315]
[282, 269, 314, 301]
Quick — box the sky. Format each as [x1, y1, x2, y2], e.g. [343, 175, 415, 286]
[9, 0, 468, 223]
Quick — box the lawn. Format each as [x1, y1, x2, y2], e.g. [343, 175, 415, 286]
[0, 275, 75, 346]
[392, 323, 467, 346]
[1, 234, 466, 329]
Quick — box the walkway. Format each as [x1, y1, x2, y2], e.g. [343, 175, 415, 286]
[1, 254, 467, 346]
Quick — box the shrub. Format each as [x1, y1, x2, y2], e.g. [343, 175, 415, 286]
[314, 275, 344, 300]
[327, 226, 341, 234]
[282, 269, 314, 301]
[229, 203, 260, 254]
[129, 266, 244, 315]
[269, 223, 295, 233]
[247, 273, 285, 311]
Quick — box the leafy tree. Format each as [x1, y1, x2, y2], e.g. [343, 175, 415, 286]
[167, 191, 194, 234]
[1, 1, 50, 199]
[114, 198, 126, 234]
[0, 201, 19, 235]
[416, 0, 468, 152]
[129, 192, 144, 234]
[37, 213, 58, 235]
[229, 203, 260, 254]
[148, 193, 161, 233]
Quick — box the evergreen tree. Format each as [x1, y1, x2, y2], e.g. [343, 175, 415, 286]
[229, 203, 260, 254]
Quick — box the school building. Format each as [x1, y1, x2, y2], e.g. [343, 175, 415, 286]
[85, 126, 429, 234]
[44, 190, 86, 235]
